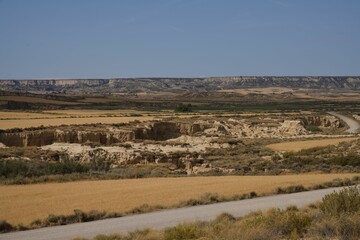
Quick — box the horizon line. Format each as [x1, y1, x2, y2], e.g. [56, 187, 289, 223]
[1, 75, 360, 81]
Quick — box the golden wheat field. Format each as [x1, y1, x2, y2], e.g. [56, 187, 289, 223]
[0, 116, 156, 129]
[45, 109, 153, 116]
[0, 110, 151, 119]
[267, 137, 359, 152]
[0, 111, 60, 119]
[0, 173, 357, 225]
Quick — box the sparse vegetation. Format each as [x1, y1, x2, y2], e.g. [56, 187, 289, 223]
[304, 124, 322, 132]
[0, 159, 89, 179]
[175, 103, 192, 112]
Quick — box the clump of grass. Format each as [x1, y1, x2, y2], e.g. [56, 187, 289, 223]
[164, 223, 202, 240]
[305, 125, 322, 132]
[276, 185, 307, 194]
[126, 204, 165, 215]
[29, 210, 123, 229]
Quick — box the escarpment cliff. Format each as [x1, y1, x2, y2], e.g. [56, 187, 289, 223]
[1, 76, 360, 93]
[0, 121, 210, 147]
[0, 129, 133, 147]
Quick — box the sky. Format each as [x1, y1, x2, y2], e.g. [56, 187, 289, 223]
[0, 0, 359, 79]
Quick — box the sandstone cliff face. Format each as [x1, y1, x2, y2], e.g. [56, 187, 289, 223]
[301, 115, 343, 128]
[0, 79, 108, 92]
[0, 129, 135, 147]
[0, 121, 210, 147]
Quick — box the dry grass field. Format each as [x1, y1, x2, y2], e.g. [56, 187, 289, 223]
[0, 96, 81, 105]
[0, 116, 156, 129]
[267, 137, 359, 152]
[0, 173, 357, 225]
[0, 109, 160, 129]
[45, 109, 152, 116]
[0, 109, 162, 119]
[0, 111, 61, 119]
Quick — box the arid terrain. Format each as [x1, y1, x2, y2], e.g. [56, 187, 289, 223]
[1, 77, 360, 236]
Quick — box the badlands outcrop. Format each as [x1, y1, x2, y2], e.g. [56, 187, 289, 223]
[0, 113, 346, 174]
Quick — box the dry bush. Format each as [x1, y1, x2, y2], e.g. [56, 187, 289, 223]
[0, 220, 14, 233]
[319, 186, 360, 217]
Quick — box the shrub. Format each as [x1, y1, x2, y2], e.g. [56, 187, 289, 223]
[164, 224, 202, 240]
[309, 214, 360, 239]
[175, 103, 192, 112]
[239, 208, 312, 239]
[214, 213, 236, 223]
[331, 154, 360, 166]
[0, 220, 14, 233]
[305, 125, 322, 132]
[0, 159, 89, 179]
[319, 186, 360, 217]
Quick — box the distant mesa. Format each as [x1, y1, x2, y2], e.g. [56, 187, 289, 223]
[1, 76, 360, 94]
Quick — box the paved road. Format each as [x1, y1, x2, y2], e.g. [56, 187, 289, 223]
[328, 112, 360, 133]
[0, 187, 345, 240]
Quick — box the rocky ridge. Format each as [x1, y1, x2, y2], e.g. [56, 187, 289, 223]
[1, 76, 360, 93]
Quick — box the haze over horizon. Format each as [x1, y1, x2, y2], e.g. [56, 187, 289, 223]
[1, 0, 360, 79]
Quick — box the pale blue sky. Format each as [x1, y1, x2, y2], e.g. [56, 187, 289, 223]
[0, 0, 359, 78]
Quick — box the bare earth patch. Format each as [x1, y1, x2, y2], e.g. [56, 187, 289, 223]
[267, 137, 359, 152]
[0, 173, 357, 225]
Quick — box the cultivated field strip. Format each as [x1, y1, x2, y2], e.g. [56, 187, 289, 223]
[267, 137, 359, 152]
[0, 174, 357, 225]
[0, 116, 156, 129]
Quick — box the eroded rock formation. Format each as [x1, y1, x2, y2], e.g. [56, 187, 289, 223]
[301, 115, 343, 128]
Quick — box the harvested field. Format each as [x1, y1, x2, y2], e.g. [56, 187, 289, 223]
[0, 173, 357, 225]
[0, 96, 81, 105]
[0, 109, 164, 119]
[45, 109, 152, 116]
[0, 111, 61, 119]
[267, 137, 359, 152]
[0, 116, 155, 129]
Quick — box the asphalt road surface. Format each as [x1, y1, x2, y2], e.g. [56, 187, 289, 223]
[0, 187, 345, 240]
[328, 112, 360, 133]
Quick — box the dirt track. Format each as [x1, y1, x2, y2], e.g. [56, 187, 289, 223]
[328, 112, 360, 133]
